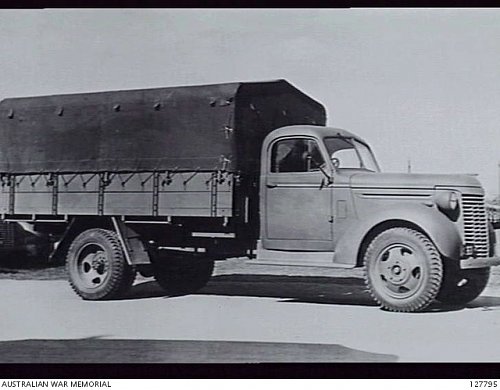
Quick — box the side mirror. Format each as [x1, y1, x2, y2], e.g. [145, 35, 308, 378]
[304, 153, 333, 188]
[319, 172, 334, 190]
[320, 177, 326, 190]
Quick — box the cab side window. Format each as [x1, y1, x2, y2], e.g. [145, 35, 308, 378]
[271, 139, 325, 173]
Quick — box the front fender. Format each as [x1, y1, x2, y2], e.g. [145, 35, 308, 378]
[333, 203, 462, 267]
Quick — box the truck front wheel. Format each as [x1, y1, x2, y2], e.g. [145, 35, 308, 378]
[436, 264, 490, 305]
[364, 227, 443, 312]
[66, 228, 136, 300]
[153, 255, 214, 296]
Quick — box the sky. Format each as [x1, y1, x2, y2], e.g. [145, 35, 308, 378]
[1, 8, 500, 197]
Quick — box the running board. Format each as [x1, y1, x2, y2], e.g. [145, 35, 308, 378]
[255, 241, 353, 268]
[250, 259, 353, 268]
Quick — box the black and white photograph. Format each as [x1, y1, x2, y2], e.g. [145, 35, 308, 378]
[1, 8, 500, 370]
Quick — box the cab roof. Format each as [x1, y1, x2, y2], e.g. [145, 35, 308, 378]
[264, 125, 369, 147]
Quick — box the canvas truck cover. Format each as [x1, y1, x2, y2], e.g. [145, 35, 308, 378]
[0, 79, 326, 175]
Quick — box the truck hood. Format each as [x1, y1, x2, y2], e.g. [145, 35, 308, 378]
[348, 172, 482, 190]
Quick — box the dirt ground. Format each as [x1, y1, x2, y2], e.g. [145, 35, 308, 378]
[4, 245, 500, 362]
[2, 252, 500, 296]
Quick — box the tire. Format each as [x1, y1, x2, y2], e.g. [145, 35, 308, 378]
[66, 228, 136, 300]
[154, 255, 214, 296]
[436, 263, 490, 305]
[364, 227, 443, 312]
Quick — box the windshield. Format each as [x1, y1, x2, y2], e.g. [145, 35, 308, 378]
[323, 137, 380, 172]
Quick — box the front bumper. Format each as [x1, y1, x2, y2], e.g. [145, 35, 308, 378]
[460, 256, 500, 269]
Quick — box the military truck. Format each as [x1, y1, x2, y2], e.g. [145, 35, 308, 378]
[0, 79, 498, 312]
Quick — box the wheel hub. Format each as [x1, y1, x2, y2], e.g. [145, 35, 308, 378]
[91, 253, 108, 274]
[76, 248, 109, 289]
[375, 244, 423, 298]
[381, 251, 411, 285]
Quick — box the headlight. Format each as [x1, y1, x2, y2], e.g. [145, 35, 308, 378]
[435, 191, 459, 211]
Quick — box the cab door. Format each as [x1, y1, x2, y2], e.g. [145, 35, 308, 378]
[263, 137, 334, 251]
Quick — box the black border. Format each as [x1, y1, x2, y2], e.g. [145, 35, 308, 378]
[2, 4, 500, 381]
[1, 363, 500, 379]
[2, 2, 500, 9]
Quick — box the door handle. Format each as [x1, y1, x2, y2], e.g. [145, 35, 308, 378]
[266, 183, 277, 188]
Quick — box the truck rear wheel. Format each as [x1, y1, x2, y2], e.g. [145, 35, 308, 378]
[66, 228, 136, 300]
[364, 227, 443, 312]
[437, 264, 490, 305]
[153, 255, 214, 296]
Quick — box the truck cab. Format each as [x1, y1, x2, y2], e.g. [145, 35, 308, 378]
[257, 125, 500, 312]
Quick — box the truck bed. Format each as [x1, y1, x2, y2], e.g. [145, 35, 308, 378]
[0, 80, 325, 220]
[0, 170, 234, 218]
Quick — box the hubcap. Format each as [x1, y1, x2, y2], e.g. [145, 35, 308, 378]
[373, 243, 425, 299]
[75, 244, 109, 289]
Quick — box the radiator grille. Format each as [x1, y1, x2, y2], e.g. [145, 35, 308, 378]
[462, 194, 489, 258]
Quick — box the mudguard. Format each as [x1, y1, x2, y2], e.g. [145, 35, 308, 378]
[333, 203, 462, 267]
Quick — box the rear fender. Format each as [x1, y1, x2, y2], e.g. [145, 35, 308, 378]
[50, 216, 151, 265]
